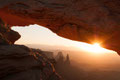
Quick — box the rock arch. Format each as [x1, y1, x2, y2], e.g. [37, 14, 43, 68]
[0, 0, 120, 54]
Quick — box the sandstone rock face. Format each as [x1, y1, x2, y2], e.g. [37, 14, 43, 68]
[0, 45, 62, 80]
[0, 33, 10, 45]
[0, 0, 120, 53]
[0, 19, 20, 44]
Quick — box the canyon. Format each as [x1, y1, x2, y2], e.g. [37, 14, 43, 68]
[0, 0, 120, 80]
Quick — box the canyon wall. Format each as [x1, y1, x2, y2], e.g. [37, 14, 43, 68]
[0, 19, 62, 80]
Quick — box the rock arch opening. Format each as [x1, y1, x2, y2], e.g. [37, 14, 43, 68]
[0, 0, 120, 54]
[11, 24, 120, 70]
[12, 24, 115, 54]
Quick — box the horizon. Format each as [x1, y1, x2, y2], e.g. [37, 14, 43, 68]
[12, 25, 116, 54]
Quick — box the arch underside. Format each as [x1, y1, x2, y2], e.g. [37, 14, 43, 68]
[0, 0, 120, 54]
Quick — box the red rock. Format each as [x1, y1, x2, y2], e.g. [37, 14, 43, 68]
[0, 19, 20, 44]
[0, 45, 62, 80]
[0, 0, 120, 53]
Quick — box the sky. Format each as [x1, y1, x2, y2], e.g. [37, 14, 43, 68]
[12, 24, 115, 54]
[12, 24, 81, 46]
[11, 25, 120, 66]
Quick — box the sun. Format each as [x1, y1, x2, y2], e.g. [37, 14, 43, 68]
[92, 43, 101, 50]
[91, 43, 104, 53]
[79, 42, 108, 54]
[93, 43, 100, 47]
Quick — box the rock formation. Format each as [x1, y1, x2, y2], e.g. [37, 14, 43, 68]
[0, 16, 62, 80]
[0, 0, 120, 79]
[0, 0, 120, 54]
[65, 54, 70, 65]
[55, 52, 71, 66]
[0, 18, 20, 44]
[55, 52, 64, 62]
[0, 45, 62, 80]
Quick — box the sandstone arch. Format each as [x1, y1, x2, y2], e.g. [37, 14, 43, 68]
[0, 0, 120, 54]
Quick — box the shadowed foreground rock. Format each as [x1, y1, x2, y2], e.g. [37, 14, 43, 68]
[0, 18, 20, 44]
[0, 45, 62, 80]
[0, 0, 120, 54]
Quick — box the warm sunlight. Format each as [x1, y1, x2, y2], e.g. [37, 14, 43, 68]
[92, 43, 104, 53]
[79, 43, 109, 54]
[12, 25, 114, 54]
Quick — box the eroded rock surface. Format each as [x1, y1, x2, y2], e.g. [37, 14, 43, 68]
[0, 0, 120, 53]
[0, 19, 20, 44]
[0, 45, 62, 80]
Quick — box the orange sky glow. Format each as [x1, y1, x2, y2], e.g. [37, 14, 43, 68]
[12, 24, 116, 55]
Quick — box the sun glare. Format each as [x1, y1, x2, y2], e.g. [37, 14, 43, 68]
[93, 43, 100, 47]
[12, 25, 113, 55]
[91, 43, 104, 53]
[79, 42, 109, 54]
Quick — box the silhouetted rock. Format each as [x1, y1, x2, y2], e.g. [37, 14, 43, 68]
[65, 54, 70, 65]
[0, 18, 20, 44]
[56, 52, 64, 60]
[56, 52, 64, 64]
[0, 45, 62, 80]
[55, 52, 86, 80]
